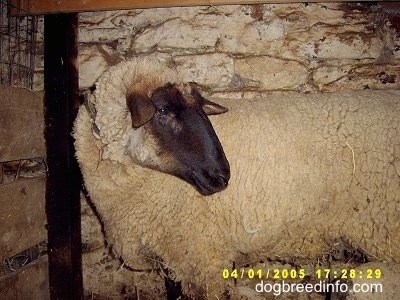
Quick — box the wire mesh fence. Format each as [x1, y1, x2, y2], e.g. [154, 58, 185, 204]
[0, 0, 37, 89]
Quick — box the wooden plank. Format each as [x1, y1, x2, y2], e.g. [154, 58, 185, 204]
[380, 1, 400, 8]
[44, 13, 83, 299]
[0, 255, 50, 300]
[12, 0, 396, 15]
[0, 177, 46, 261]
[0, 86, 45, 162]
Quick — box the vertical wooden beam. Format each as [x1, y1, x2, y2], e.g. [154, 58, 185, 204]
[44, 14, 83, 299]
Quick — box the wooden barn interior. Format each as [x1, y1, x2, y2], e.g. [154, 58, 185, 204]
[1, 0, 399, 299]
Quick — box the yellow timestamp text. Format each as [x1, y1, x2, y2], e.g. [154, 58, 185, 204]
[315, 268, 382, 280]
[222, 268, 306, 280]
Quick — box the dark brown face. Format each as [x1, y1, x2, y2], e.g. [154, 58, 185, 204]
[126, 83, 230, 196]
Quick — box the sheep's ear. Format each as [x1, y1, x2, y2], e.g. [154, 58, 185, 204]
[202, 99, 229, 115]
[126, 93, 156, 128]
[190, 84, 228, 115]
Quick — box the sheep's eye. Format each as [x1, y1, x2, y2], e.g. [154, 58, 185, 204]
[157, 108, 168, 117]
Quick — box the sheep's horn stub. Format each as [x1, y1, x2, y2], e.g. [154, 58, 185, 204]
[126, 83, 230, 196]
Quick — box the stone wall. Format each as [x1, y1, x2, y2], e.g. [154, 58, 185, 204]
[34, 3, 400, 96]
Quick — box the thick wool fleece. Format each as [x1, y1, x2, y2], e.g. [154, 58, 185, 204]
[74, 57, 400, 297]
[90, 56, 181, 164]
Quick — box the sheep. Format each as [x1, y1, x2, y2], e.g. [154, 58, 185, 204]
[73, 56, 400, 298]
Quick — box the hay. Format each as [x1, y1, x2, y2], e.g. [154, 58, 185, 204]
[0, 158, 46, 184]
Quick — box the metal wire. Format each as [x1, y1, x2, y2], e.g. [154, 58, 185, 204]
[0, 0, 37, 89]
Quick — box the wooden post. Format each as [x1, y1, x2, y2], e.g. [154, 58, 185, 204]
[44, 13, 83, 299]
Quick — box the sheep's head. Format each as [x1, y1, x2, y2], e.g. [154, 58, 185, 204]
[125, 83, 230, 196]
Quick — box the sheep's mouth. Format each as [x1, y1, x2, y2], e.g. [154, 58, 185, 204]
[191, 172, 228, 196]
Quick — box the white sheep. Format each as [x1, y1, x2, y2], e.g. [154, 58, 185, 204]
[74, 56, 400, 298]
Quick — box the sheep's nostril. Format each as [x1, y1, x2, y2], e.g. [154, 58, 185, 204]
[218, 176, 228, 187]
[211, 166, 230, 186]
[213, 173, 229, 188]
